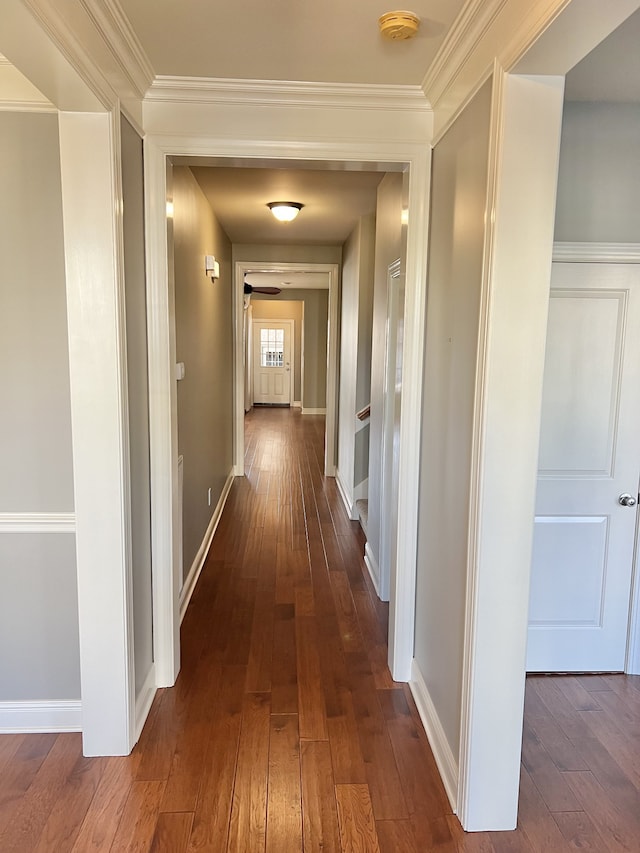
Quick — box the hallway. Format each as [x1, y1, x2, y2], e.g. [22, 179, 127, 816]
[2, 408, 640, 850]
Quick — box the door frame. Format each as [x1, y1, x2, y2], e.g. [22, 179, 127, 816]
[378, 258, 403, 602]
[236, 262, 337, 476]
[144, 140, 431, 694]
[250, 317, 295, 407]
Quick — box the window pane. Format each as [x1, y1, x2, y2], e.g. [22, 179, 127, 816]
[260, 328, 284, 368]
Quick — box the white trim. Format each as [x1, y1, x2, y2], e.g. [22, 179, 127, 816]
[364, 542, 381, 599]
[0, 512, 76, 533]
[626, 492, 640, 675]
[144, 133, 430, 705]
[553, 243, 640, 264]
[410, 660, 459, 812]
[0, 99, 55, 112]
[0, 700, 82, 733]
[77, 0, 155, 98]
[179, 470, 234, 623]
[134, 663, 157, 743]
[250, 318, 295, 407]
[458, 69, 565, 832]
[235, 261, 338, 478]
[421, 0, 507, 106]
[145, 143, 181, 688]
[147, 77, 430, 112]
[335, 469, 356, 520]
[379, 259, 402, 606]
[293, 400, 302, 409]
[59, 110, 135, 757]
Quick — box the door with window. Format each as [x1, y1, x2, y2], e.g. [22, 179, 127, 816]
[252, 321, 292, 405]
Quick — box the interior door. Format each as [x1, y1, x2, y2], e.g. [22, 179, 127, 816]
[527, 263, 640, 672]
[252, 322, 292, 405]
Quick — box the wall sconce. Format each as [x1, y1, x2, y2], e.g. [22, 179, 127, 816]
[205, 255, 220, 281]
[267, 201, 303, 222]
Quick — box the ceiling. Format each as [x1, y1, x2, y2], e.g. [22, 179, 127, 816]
[245, 271, 330, 291]
[187, 165, 385, 245]
[118, 0, 463, 86]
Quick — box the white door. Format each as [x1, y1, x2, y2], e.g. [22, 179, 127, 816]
[527, 263, 640, 672]
[252, 321, 292, 405]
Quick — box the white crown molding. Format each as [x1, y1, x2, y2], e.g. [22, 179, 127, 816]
[421, 0, 509, 104]
[0, 54, 11, 66]
[147, 76, 432, 113]
[553, 242, 640, 263]
[78, 0, 155, 97]
[0, 512, 76, 533]
[20, 0, 117, 108]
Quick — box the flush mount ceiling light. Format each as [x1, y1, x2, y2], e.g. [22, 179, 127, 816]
[378, 10, 420, 40]
[267, 201, 304, 222]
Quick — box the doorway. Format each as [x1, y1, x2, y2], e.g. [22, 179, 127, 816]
[251, 320, 294, 406]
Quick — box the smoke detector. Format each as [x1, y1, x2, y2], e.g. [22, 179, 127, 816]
[378, 11, 420, 40]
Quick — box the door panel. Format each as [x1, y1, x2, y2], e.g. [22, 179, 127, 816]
[527, 263, 640, 672]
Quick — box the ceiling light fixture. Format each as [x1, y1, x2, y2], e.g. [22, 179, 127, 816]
[378, 10, 420, 40]
[267, 201, 304, 222]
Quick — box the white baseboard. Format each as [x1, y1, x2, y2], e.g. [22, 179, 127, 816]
[335, 469, 357, 520]
[293, 400, 302, 409]
[0, 700, 82, 733]
[179, 469, 234, 623]
[410, 659, 459, 813]
[364, 542, 382, 599]
[301, 407, 326, 415]
[134, 663, 157, 743]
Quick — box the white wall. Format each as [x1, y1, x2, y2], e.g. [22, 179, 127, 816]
[555, 101, 640, 242]
[367, 173, 404, 565]
[414, 80, 493, 756]
[0, 111, 80, 703]
[173, 167, 234, 579]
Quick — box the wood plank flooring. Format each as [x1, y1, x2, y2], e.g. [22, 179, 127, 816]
[2, 407, 640, 850]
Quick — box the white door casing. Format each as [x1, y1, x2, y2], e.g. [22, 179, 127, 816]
[379, 259, 403, 603]
[527, 261, 640, 672]
[252, 320, 293, 406]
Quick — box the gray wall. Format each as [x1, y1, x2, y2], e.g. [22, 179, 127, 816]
[173, 167, 234, 579]
[121, 115, 154, 698]
[367, 173, 404, 562]
[414, 80, 493, 757]
[555, 101, 640, 243]
[0, 111, 80, 701]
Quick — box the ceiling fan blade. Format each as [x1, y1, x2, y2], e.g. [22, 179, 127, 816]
[244, 283, 281, 295]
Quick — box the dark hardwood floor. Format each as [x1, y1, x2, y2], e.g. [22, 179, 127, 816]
[1, 407, 640, 851]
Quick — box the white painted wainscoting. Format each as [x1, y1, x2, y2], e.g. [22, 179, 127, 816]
[0, 512, 81, 733]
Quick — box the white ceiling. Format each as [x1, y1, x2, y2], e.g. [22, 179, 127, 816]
[245, 271, 330, 291]
[118, 0, 463, 86]
[187, 165, 385, 245]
